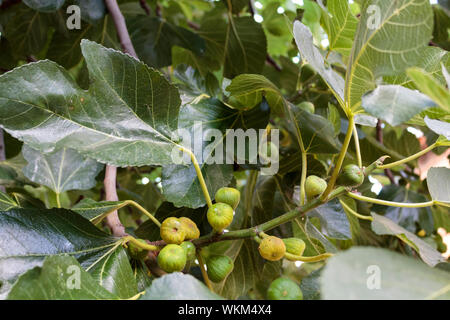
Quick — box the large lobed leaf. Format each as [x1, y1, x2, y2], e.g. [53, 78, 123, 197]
[321, 247, 450, 299]
[346, 0, 434, 112]
[0, 40, 181, 167]
[22, 145, 104, 194]
[0, 207, 126, 297]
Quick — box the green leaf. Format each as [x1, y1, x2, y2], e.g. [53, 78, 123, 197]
[7, 255, 118, 300]
[74, 0, 105, 24]
[0, 40, 181, 167]
[308, 199, 352, 240]
[71, 198, 126, 223]
[199, 15, 267, 79]
[22, 145, 104, 194]
[209, 239, 261, 299]
[225, 74, 285, 114]
[293, 20, 345, 108]
[362, 85, 436, 126]
[0, 190, 18, 211]
[128, 16, 205, 69]
[371, 213, 446, 267]
[161, 98, 269, 208]
[300, 267, 322, 300]
[140, 272, 224, 300]
[427, 167, 450, 203]
[88, 246, 138, 299]
[373, 185, 433, 234]
[0, 153, 27, 187]
[346, 0, 434, 112]
[425, 117, 450, 140]
[385, 46, 449, 88]
[321, 247, 450, 299]
[320, 0, 358, 58]
[47, 16, 119, 69]
[0, 208, 118, 296]
[4, 4, 51, 59]
[285, 102, 342, 154]
[22, 0, 65, 12]
[407, 67, 450, 113]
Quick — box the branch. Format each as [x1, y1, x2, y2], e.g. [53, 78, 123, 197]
[103, 165, 126, 236]
[102, 0, 140, 237]
[139, 0, 151, 15]
[266, 55, 282, 71]
[104, 0, 137, 57]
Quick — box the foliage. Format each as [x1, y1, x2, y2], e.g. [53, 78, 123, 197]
[0, 0, 449, 300]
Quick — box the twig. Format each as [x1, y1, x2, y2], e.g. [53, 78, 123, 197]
[102, 0, 141, 236]
[0, 0, 21, 10]
[104, 0, 137, 57]
[103, 165, 126, 236]
[248, 0, 255, 17]
[376, 119, 396, 184]
[266, 55, 282, 71]
[139, 0, 151, 15]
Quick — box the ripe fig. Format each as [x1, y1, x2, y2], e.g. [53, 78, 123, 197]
[160, 217, 186, 244]
[258, 236, 286, 261]
[179, 217, 200, 240]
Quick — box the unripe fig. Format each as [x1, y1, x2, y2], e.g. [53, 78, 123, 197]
[305, 175, 327, 199]
[298, 101, 315, 114]
[258, 236, 286, 261]
[283, 238, 306, 259]
[267, 277, 303, 300]
[215, 187, 241, 210]
[180, 241, 196, 261]
[206, 255, 234, 283]
[179, 217, 200, 240]
[157, 244, 187, 273]
[337, 164, 364, 187]
[127, 239, 149, 260]
[207, 202, 234, 232]
[160, 217, 186, 244]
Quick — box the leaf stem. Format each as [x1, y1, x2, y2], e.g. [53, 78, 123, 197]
[321, 115, 355, 200]
[122, 235, 160, 251]
[284, 252, 333, 262]
[56, 193, 61, 208]
[125, 200, 161, 227]
[352, 123, 362, 168]
[347, 192, 435, 208]
[196, 252, 214, 292]
[181, 147, 213, 208]
[378, 142, 438, 170]
[339, 199, 373, 221]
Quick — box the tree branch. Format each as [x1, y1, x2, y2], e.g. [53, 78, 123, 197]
[104, 0, 137, 58]
[139, 0, 151, 15]
[103, 0, 139, 237]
